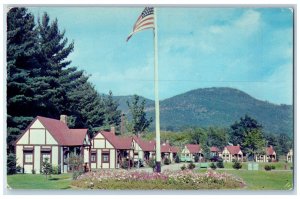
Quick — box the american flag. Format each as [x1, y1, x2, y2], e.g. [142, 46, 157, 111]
[126, 7, 155, 42]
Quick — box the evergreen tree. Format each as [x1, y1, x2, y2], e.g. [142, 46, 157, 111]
[33, 12, 75, 117]
[67, 82, 105, 137]
[229, 115, 263, 146]
[103, 90, 121, 131]
[7, 7, 39, 151]
[127, 95, 152, 135]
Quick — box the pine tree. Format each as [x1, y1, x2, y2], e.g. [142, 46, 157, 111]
[103, 90, 121, 131]
[127, 95, 152, 135]
[7, 7, 39, 151]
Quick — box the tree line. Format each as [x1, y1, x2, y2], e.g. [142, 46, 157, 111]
[143, 115, 293, 159]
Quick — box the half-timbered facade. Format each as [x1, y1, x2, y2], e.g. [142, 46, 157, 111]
[90, 129, 134, 169]
[221, 145, 243, 162]
[14, 115, 90, 174]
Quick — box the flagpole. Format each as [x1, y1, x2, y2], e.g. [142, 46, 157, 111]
[153, 7, 161, 173]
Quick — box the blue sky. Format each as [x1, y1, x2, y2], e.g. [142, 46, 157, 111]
[29, 7, 293, 105]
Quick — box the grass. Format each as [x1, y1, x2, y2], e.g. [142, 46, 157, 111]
[198, 169, 293, 190]
[7, 173, 72, 189]
[222, 161, 293, 170]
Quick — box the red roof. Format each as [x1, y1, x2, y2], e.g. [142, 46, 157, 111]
[210, 146, 220, 152]
[27, 116, 88, 146]
[132, 136, 155, 151]
[186, 144, 201, 153]
[170, 146, 180, 153]
[101, 131, 132, 149]
[266, 146, 276, 155]
[161, 143, 171, 153]
[224, 145, 241, 154]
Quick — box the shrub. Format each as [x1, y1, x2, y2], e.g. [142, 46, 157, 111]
[175, 155, 180, 163]
[7, 153, 17, 175]
[121, 159, 129, 169]
[42, 157, 52, 179]
[264, 165, 272, 171]
[194, 154, 199, 162]
[52, 165, 61, 174]
[67, 153, 84, 172]
[271, 165, 276, 170]
[180, 164, 186, 171]
[16, 166, 22, 173]
[232, 161, 242, 170]
[73, 170, 84, 180]
[210, 163, 217, 170]
[32, 169, 36, 174]
[210, 156, 222, 162]
[147, 158, 156, 170]
[187, 162, 196, 170]
[216, 160, 224, 168]
[164, 158, 171, 165]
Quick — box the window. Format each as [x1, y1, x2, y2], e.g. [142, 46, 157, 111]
[24, 153, 33, 164]
[102, 153, 109, 163]
[91, 152, 97, 163]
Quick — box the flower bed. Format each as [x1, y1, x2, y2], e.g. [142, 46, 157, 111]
[71, 169, 245, 190]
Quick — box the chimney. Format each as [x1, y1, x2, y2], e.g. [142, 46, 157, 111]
[110, 126, 115, 135]
[60, 115, 67, 125]
[166, 140, 169, 144]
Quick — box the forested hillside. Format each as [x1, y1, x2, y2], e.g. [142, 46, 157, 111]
[115, 87, 293, 136]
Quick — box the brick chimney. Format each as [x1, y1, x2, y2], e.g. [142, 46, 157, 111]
[110, 126, 115, 135]
[60, 115, 67, 125]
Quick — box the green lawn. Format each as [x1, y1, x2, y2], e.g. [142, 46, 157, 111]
[7, 173, 72, 189]
[198, 169, 293, 190]
[7, 168, 293, 190]
[222, 161, 293, 170]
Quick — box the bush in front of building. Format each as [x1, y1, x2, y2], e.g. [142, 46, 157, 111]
[216, 160, 224, 168]
[42, 157, 52, 179]
[180, 164, 186, 171]
[194, 154, 199, 163]
[175, 155, 180, 163]
[147, 158, 156, 170]
[163, 158, 171, 165]
[210, 163, 217, 170]
[232, 161, 242, 170]
[51, 165, 61, 174]
[7, 153, 17, 175]
[187, 162, 196, 170]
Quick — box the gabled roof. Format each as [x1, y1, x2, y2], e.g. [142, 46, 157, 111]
[186, 144, 201, 154]
[224, 145, 242, 154]
[161, 143, 171, 153]
[101, 131, 133, 149]
[210, 146, 220, 152]
[170, 146, 180, 153]
[132, 136, 155, 152]
[266, 146, 276, 155]
[17, 116, 88, 146]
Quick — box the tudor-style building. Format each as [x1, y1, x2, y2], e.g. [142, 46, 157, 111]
[132, 135, 155, 162]
[181, 144, 203, 162]
[255, 146, 277, 162]
[14, 115, 90, 174]
[90, 128, 134, 169]
[221, 145, 243, 162]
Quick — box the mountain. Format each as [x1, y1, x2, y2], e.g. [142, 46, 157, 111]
[113, 87, 293, 136]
